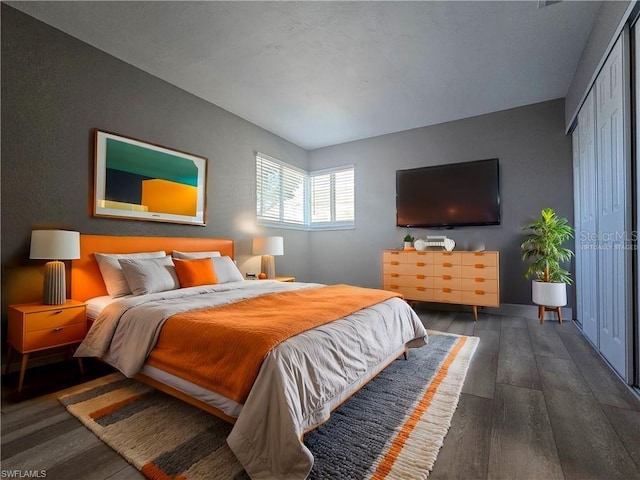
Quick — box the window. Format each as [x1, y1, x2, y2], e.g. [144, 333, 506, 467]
[256, 153, 354, 230]
[256, 153, 307, 227]
[310, 167, 355, 228]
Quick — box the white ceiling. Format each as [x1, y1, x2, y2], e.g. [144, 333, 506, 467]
[9, 1, 602, 150]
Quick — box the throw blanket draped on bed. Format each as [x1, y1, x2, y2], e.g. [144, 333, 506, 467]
[146, 285, 402, 404]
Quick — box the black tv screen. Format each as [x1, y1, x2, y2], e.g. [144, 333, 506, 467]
[396, 158, 500, 228]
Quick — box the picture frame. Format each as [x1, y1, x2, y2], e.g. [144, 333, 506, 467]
[93, 130, 207, 226]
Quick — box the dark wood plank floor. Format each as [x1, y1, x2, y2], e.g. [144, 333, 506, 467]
[2, 309, 640, 480]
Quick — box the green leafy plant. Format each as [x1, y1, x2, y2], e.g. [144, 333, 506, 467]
[521, 208, 574, 284]
[404, 234, 414, 243]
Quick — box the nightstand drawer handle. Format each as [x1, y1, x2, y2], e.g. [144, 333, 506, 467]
[53, 310, 63, 315]
[53, 327, 63, 332]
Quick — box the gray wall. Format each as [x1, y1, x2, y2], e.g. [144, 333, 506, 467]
[565, 1, 633, 131]
[1, 6, 311, 319]
[308, 99, 575, 308]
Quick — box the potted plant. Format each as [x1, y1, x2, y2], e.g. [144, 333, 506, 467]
[403, 234, 415, 251]
[520, 208, 574, 321]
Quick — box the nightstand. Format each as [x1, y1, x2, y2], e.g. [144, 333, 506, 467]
[6, 300, 87, 392]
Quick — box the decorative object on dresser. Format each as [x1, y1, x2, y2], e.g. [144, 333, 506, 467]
[6, 300, 87, 392]
[383, 250, 500, 320]
[252, 236, 284, 279]
[520, 207, 574, 324]
[29, 230, 80, 305]
[403, 234, 415, 250]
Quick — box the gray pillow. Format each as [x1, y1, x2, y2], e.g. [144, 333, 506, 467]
[95, 251, 166, 297]
[212, 256, 245, 283]
[118, 256, 180, 296]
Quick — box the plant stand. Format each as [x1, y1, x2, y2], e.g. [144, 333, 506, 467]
[538, 305, 562, 325]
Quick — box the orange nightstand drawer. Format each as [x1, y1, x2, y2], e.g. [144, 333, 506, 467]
[24, 323, 87, 351]
[24, 308, 85, 333]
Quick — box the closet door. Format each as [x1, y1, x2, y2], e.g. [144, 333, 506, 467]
[574, 89, 598, 346]
[595, 33, 632, 379]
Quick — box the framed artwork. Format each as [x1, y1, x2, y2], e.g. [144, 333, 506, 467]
[93, 130, 207, 226]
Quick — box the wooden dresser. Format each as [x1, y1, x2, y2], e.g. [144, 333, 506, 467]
[382, 250, 500, 320]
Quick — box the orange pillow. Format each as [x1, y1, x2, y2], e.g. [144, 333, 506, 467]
[173, 258, 218, 288]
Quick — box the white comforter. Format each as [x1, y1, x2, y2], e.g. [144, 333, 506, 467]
[76, 281, 427, 479]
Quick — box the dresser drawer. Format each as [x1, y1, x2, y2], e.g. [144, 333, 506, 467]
[433, 251, 462, 264]
[461, 252, 498, 266]
[461, 277, 498, 293]
[461, 265, 497, 280]
[23, 323, 87, 352]
[383, 251, 409, 264]
[433, 275, 462, 290]
[433, 263, 462, 277]
[404, 287, 434, 302]
[434, 287, 463, 303]
[462, 291, 499, 307]
[25, 307, 86, 332]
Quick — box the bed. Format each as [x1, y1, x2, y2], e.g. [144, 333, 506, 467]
[72, 234, 428, 479]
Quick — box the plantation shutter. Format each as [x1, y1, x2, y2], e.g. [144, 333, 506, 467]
[310, 167, 355, 228]
[256, 153, 307, 226]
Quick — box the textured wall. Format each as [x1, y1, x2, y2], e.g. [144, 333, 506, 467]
[308, 99, 575, 308]
[1, 6, 310, 319]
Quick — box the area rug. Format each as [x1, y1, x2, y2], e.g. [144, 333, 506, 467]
[58, 331, 478, 480]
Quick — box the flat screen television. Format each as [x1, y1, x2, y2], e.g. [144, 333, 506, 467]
[396, 158, 500, 228]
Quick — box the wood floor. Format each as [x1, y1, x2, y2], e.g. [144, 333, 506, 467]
[2, 309, 640, 480]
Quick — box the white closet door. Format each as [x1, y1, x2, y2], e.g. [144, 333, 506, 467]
[574, 89, 598, 346]
[595, 34, 631, 379]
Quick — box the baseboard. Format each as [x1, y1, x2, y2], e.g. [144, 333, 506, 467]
[413, 302, 573, 320]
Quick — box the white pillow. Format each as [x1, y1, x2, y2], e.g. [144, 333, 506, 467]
[95, 251, 166, 297]
[118, 256, 180, 296]
[212, 256, 244, 283]
[172, 250, 221, 259]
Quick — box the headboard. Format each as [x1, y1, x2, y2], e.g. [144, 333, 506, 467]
[71, 234, 234, 301]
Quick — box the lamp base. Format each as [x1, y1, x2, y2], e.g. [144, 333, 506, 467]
[43, 260, 66, 305]
[261, 255, 276, 279]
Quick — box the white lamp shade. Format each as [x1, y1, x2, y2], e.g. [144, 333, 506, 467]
[30, 230, 80, 260]
[252, 236, 284, 256]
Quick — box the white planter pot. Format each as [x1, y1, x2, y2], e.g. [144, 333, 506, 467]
[404, 242, 413, 250]
[532, 280, 567, 307]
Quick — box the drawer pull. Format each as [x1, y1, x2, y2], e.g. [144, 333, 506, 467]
[53, 327, 63, 332]
[53, 310, 63, 315]
[443, 288, 452, 293]
[417, 251, 426, 256]
[443, 262, 452, 268]
[416, 274, 425, 279]
[475, 277, 485, 282]
[475, 264, 485, 269]
[416, 262, 426, 267]
[391, 273, 399, 277]
[390, 251, 399, 255]
[417, 287, 426, 291]
[442, 274, 452, 280]
[475, 290, 485, 295]
[442, 252, 453, 256]
[474, 252, 485, 256]
[391, 261, 399, 266]
[390, 285, 399, 289]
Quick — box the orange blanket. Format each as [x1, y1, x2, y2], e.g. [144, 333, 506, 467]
[146, 285, 402, 404]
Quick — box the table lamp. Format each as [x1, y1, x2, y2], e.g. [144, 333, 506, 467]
[30, 230, 80, 305]
[252, 236, 284, 279]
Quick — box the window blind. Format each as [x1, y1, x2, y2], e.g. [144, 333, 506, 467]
[257, 153, 354, 230]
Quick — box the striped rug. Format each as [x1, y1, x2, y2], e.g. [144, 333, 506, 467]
[58, 331, 478, 480]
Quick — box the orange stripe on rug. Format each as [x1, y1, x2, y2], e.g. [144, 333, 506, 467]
[141, 462, 187, 480]
[89, 393, 146, 420]
[370, 336, 467, 480]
